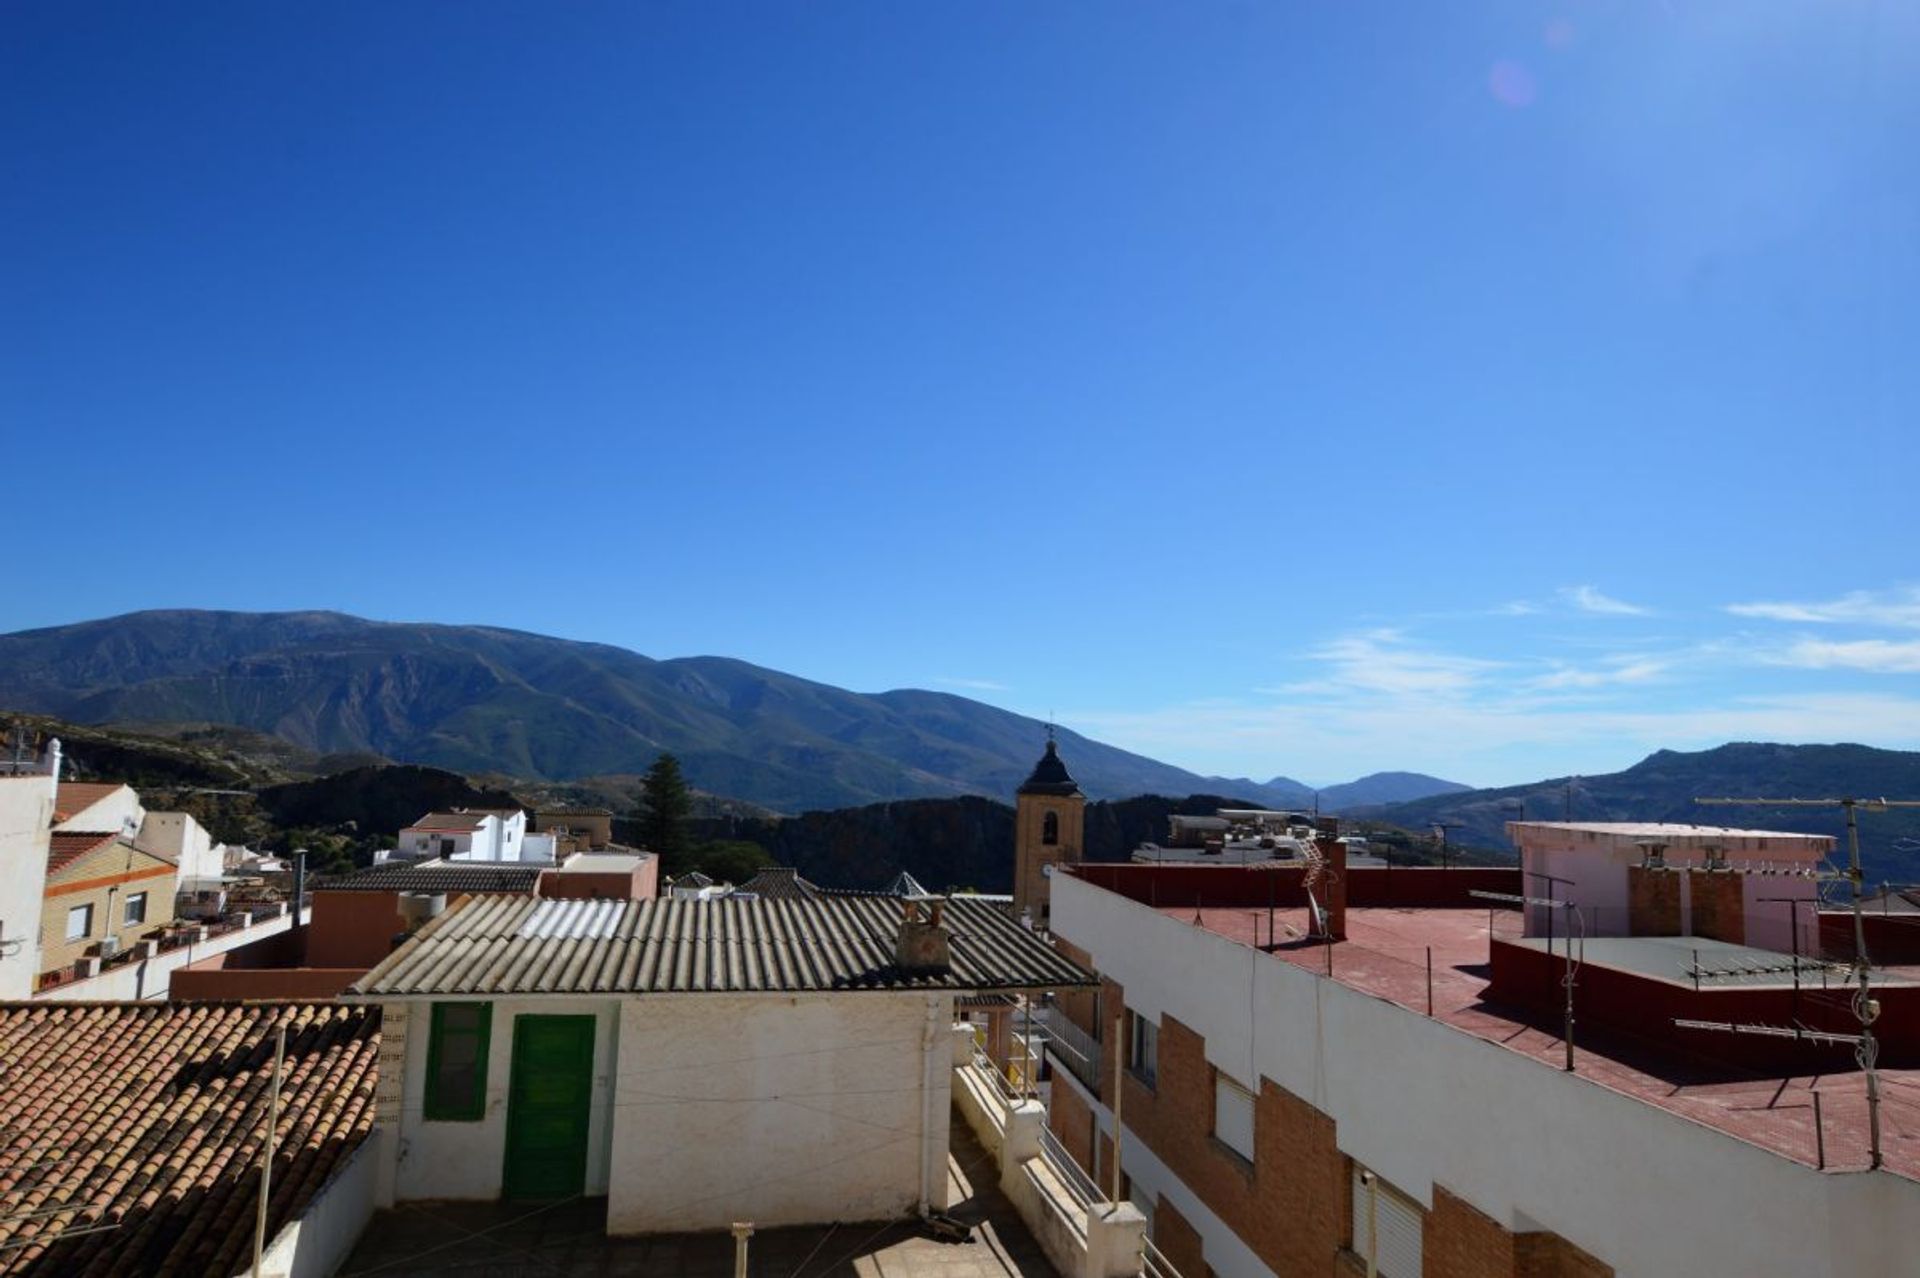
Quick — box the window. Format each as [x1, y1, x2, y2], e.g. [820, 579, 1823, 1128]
[424, 1002, 493, 1121]
[1349, 1164, 1423, 1278]
[65, 904, 93, 941]
[1128, 1011, 1158, 1088]
[123, 892, 148, 926]
[1213, 1073, 1255, 1162]
[1042, 811, 1059, 846]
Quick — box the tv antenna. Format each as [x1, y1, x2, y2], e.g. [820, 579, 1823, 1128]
[1693, 793, 1920, 1170]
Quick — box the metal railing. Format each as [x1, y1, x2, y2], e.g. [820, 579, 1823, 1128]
[970, 1045, 1022, 1108]
[1039, 1004, 1102, 1093]
[1141, 1236, 1186, 1278]
[1037, 1125, 1101, 1215]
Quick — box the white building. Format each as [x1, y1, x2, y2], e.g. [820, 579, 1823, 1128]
[347, 893, 1093, 1234]
[0, 756, 57, 999]
[394, 809, 535, 862]
[1041, 862, 1920, 1278]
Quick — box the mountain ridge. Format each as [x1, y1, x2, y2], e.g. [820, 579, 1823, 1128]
[1359, 741, 1920, 880]
[0, 609, 1465, 814]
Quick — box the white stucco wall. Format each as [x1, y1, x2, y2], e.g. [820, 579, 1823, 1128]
[54, 784, 144, 835]
[1052, 872, 1920, 1278]
[0, 776, 55, 999]
[608, 991, 954, 1234]
[390, 998, 621, 1201]
[258, 1129, 380, 1278]
[136, 811, 222, 885]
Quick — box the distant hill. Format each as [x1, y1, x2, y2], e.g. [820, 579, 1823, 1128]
[1361, 743, 1920, 882]
[0, 610, 1351, 813]
[706, 792, 1270, 893]
[1317, 771, 1469, 810]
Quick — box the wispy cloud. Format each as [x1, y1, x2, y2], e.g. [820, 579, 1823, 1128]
[1491, 600, 1539, 617]
[1525, 656, 1670, 691]
[1727, 586, 1920, 629]
[1560, 584, 1651, 617]
[933, 676, 1008, 692]
[1280, 629, 1500, 698]
[1767, 638, 1920, 675]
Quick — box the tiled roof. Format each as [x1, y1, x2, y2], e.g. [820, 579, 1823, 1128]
[317, 863, 544, 894]
[732, 867, 822, 900]
[350, 894, 1097, 998]
[0, 1001, 379, 1277]
[51, 783, 125, 824]
[45, 832, 120, 876]
[402, 812, 489, 832]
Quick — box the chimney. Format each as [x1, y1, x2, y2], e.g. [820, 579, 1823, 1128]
[290, 851, 308, 924]
[895, 898, 951, 972]
[1314, 835, 1348, 940]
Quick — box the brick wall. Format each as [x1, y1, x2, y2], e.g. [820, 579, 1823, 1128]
[1688, 872, 1745, 944]
[1514, 1231, 1613, 1277]
[1426, 1186, 1515, 1278]
[1063, 965, 1615, 1277]
[1625, 866, 1681, 936]
[1154, 1195, 1207, 1278]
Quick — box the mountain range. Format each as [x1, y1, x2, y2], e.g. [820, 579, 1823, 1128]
[1359, 742, 1920, 882]
[0, 610, 1464, 814]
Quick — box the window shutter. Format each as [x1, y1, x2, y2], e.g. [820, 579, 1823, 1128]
[1214, 1075, 1255, 1161]
[1350, 1165, 1423, 1278]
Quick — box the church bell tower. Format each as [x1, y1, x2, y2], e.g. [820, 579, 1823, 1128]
[1013, 732, 1085, 928]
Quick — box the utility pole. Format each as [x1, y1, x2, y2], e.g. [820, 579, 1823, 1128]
[1696, 794, 1920, 1170]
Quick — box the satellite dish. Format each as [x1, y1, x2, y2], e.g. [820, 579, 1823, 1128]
[1041, 863, 1055, 877]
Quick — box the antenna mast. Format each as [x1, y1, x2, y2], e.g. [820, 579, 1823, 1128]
[1694, 794, 1920, 1170]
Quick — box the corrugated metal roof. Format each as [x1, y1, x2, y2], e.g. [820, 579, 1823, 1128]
[349, 894, 1095, 998]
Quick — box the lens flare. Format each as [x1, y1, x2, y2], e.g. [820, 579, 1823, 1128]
[1488, 60, 1538, 108]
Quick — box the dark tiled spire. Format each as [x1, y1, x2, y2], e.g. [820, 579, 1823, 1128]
[1017, 739, 1082, 797]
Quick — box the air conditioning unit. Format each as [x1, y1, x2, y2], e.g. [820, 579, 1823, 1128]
[97, 935, 119, 960]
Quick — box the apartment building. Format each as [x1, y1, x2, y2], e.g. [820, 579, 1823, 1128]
[1039, 846, 1920, 1278]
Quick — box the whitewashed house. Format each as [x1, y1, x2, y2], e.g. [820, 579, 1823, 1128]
[347, 893, 1094, 1234]
[395, 809, 534, 862]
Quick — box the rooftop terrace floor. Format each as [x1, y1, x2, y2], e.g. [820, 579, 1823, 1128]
[338, 1111, 1056, 1276]
[1168, 904, 1920, 1181]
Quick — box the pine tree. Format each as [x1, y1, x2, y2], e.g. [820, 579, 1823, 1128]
[638, 751, 692, 865]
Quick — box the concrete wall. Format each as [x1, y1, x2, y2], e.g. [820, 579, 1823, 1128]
[1067, 863, 1519, 911]
[388, 998, 621, 1201]
[34, 905, 304, 1001]
[258, 1129, 381, 1278]
[0, 777, 54, 999]
[307, 891, 409, 968]
[608, 991, 953, 1234]
[1051, 871, 1920, 1278]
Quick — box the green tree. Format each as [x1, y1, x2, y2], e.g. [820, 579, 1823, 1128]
[692, 839, 774, 885]
[638, 752, 693, 865]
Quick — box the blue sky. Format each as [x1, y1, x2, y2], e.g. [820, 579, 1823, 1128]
[4, 2, 1918, 787]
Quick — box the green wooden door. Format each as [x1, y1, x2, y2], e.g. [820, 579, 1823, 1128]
[502, 1014, 596, 1199]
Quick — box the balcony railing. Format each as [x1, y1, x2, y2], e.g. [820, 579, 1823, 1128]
[1039, 1004, 1102, 1093]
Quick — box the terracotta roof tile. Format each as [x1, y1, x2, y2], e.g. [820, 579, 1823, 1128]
[51, 784, 125, 825]
[402, 812, 488, 832]
[46, 832, 120, 876]
[0, 1002, 380, 1277]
